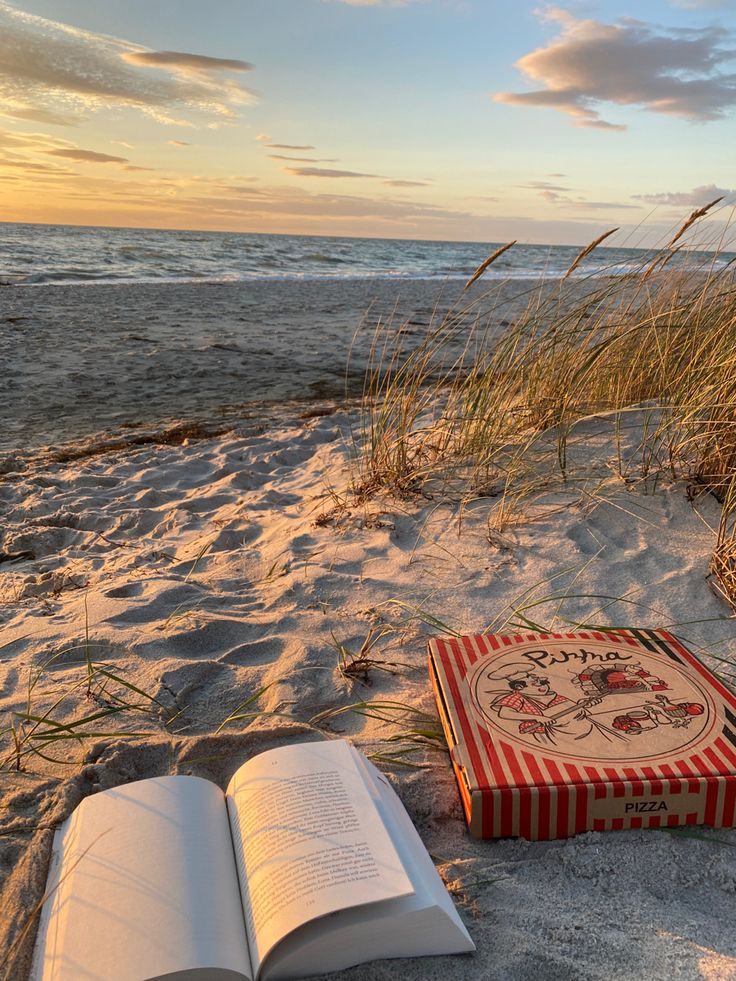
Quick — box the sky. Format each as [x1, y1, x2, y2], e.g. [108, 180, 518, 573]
[1, 0, 736, 245]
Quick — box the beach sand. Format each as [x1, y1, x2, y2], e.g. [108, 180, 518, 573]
[2, 396, 736, 979]
[0, 278, 464, 453]
[0, 276, 564, 455]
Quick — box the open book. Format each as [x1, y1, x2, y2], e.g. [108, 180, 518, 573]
[32, 739, 474, 981]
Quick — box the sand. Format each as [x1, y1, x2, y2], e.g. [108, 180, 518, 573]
[1, 275, 583, 455]
[0, 278, 475, 453]
[2, 398, 736, 980]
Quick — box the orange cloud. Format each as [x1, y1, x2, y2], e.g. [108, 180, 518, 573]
[46, 148, 128, 164]
[284, 166, 382, 178]
[264, 143, 316, 150]
[0, 1, 256, 125]
[384, 179, 429, 187]
[268, 154, 338, 163]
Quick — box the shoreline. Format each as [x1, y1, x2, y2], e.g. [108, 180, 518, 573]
[4, 270, 724, 456]
[0, 398, 344, 479]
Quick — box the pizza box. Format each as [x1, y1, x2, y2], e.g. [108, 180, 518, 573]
[428, 628, 736, 839]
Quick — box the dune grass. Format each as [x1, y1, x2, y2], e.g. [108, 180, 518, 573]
[354, 203, 736, 608]
[1, 644, 170, 772]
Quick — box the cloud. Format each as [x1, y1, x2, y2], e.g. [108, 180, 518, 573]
[190, 186, 472, 227]
[518, 177, 637, 210]
[0, 128, 69, 150]
[283, 166, 382, 178]
[264, 142, 316, 150]
[571, 199, 639, 210]
[0, 127, 84, 177]
[267, 154, 338, 162]
[494, 8, 736, 129]
[45, 147, 128, 164]
[0, 152, 76, 174]
[275, 156, 427, 188]
[383, 179, 429, 187]
[633, 183, 734, 205]
[521, 180, 572, 203]
[522, 180, 571, 192]
[168, 139, 191, 147]
[539, 188, 638, 209]
[121, 51, 253, 74]
[0, 2, 256, 125]
[0, 127, 161, 177]
[0, 105, 76, 126]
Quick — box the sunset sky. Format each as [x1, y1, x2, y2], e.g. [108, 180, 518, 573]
[1, 0, 735, 244]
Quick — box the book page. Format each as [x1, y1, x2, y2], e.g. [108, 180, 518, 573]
[260, 749, 474, 980]
[353, 750, 475, 930]
[225, 740, 414, 975]
[33, 776, 252, 981]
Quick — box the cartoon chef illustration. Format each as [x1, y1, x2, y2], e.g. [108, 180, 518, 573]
[482, 662, 605, 745]
[479, 659, 705, 748]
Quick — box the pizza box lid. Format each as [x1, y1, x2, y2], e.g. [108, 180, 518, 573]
[428, 628, 736, 837]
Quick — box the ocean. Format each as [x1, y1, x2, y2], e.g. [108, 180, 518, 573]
[1, 223, 731, 457]
[2, 222, 733, 286]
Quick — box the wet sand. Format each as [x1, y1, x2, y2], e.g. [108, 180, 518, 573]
[0, 276, 554, 454]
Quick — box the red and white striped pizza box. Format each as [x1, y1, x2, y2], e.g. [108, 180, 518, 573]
[428, 628, 736, 840]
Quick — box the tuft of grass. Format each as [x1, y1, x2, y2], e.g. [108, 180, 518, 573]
[1, 641, 171, 772]
[711, 476, 736, 611]
[330, 627, 401, 686]
[308, 698, 445, 767]
[353, 204, 736, 607]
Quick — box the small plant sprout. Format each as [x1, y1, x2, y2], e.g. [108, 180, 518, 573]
[330, 626, 403, 686]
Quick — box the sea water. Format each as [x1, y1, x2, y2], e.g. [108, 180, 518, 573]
[2, 222, 733, 286]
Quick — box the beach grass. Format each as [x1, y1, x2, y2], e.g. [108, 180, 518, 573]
[355, 203, 736, 606]
[1, 645, 169, 772]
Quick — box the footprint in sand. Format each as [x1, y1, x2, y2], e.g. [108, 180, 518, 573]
[102, 581, 146, 600]
[219, 636, 286, 667]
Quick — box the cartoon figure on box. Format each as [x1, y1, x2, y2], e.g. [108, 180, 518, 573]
[485, 663, 602, 743]
[483, 660, 705, 746]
